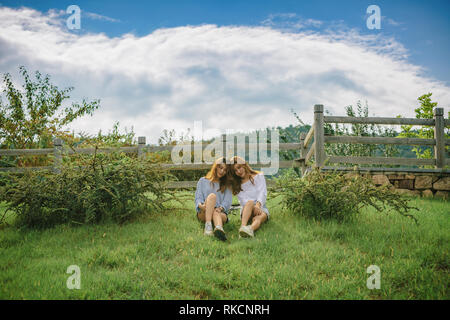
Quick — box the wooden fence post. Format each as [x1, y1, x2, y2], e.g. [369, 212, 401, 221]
[434, 108, 445, 169]
[53, 138, 63, 173]
[222, 134, 227, 163]
[137, 136, 146, 159]
[299, 132, 306, 176]
[313, 104, 325, 168]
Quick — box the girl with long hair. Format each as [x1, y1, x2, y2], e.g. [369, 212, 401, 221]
[194, 157, 232, 241]
[229, 156, 269, 238]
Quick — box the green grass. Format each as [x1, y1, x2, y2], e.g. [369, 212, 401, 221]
[0, 194, 448, 299]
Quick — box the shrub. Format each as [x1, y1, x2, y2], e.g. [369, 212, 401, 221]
[0, 150, 175, 228]
[274, 168, 418, 222]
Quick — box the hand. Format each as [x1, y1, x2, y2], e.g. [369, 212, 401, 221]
[198, 203, 206, 211]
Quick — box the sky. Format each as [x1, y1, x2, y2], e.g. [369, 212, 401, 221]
[0, 0, 449, 143]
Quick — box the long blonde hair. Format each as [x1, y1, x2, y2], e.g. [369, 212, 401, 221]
[229, 156, 260, 195]
[205, 157, 229, 193]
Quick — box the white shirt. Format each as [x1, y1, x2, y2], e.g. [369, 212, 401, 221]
[237, 173, 269, 215]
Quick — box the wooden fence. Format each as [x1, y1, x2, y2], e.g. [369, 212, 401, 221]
[298, 104, 450, 175]
[1, 105, 449, 189]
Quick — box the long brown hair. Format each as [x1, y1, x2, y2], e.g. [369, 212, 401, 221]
[229, 156, 260, 195]
[205, 157, 229, 193]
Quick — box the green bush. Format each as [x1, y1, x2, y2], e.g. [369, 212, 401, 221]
[0, 151, 175, 228]
[274, 168, 418, 222]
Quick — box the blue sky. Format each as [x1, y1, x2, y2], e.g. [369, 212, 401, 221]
[0, 0, 449, 142]
[3, 0, 449, 84]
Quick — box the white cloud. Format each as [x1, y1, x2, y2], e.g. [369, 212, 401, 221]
[84, 12, 120, 23]
[384, 17, 403, 27]
[0, 6, 449, 144]
[261, 13, 323, 31]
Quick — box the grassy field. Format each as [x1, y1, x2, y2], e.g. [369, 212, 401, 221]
[0, 194, 448, 299]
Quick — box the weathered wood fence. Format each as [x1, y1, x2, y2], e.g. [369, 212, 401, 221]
[298, 104, 450, 175]
[1, 105, 449, 189]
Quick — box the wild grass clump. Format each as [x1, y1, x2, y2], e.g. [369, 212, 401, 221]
[274, 168, 418, 222]
[0, 150, 175, 228]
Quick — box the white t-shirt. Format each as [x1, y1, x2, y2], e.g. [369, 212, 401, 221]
[237, 173, 270, 216]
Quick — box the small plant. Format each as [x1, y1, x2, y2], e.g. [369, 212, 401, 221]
[273, 168, 418, 222]
[0, 150, 176, 228]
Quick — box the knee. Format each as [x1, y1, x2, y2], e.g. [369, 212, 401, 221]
[256, 213, 267, 223]
[206, 193, 217, 202]
[244, 200, 254, 207]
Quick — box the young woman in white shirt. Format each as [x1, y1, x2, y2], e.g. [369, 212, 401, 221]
[229, 156, 269, 238]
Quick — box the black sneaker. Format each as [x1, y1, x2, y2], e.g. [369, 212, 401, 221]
[214, 226, 227, 241]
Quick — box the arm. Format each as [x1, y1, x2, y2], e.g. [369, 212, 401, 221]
[255, 174, 267, 208]
[194, 178, 205, 209]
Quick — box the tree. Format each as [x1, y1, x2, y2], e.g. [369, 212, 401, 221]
[0, 66, 100, 166]
[0, 66, 100, 150]
[398, 93, 449, 160]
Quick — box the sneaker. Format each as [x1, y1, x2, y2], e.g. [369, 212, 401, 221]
[239, 225, 254, 238]
[214, 225, 227, 241]
[204, 222, 213, 236]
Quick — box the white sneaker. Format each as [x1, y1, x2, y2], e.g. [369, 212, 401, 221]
[204, 222, 213, 236]
[214, 225, 227, 241]
[239, 225, 254, 238]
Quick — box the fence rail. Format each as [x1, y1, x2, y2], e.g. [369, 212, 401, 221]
[323, 116, 438, 126]
[324, 136, 449, 146]
[1, 105, 449, 187]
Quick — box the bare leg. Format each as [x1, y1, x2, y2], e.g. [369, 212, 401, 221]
[197, 208, 206, 222]
[204, 193, 216, 223]
[250, 211, 268, 231]
[196, 193, 216, 223]
[212, 209, 227, 228]
[241, 200, 255, 227]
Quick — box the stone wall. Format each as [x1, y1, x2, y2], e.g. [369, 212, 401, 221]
[369, 173, 450, 199]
